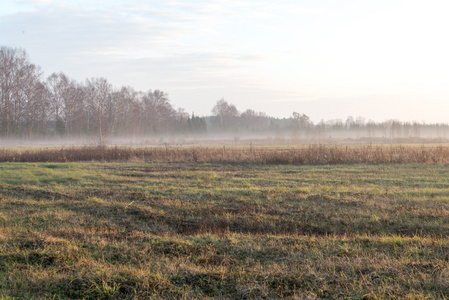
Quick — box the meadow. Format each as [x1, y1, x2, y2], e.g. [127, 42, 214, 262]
[0, 146, 449, 298]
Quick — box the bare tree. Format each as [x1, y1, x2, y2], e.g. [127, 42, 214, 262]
[85, 77, 112, 145]
[292, 112, 311, 139]
[345, 116, 355, 129]
[0, 47, 43, 137]
[211, 99, 239, 132]
[142, 90, 176, 135]
[176, 107, 189, 133]
[47, 72, 72, 135]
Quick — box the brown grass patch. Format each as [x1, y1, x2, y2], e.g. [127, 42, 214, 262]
[0, 144, 448, 164]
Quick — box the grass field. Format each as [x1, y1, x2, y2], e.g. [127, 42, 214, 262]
[0, 160, 449, 298]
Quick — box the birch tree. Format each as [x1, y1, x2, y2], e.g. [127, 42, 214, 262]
[85, 77, 112, 145]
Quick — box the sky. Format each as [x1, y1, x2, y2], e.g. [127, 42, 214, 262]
[1, 0, 449, 123]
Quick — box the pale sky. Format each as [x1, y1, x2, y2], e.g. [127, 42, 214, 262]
[1, 0, 449, 122]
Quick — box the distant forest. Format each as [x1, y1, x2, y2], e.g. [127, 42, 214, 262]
[1, 46, 448, 144]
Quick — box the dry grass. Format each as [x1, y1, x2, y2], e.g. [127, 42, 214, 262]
[0, 144, 449, 164]
[0, 162, 449, 298]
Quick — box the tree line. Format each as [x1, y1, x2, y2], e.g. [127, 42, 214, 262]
[1, 46, 448, 142]
[208, 100, 449, 141]
[0, 46, 202, 141]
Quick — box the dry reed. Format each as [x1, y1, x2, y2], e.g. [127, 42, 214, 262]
[0, 145, 448, 164]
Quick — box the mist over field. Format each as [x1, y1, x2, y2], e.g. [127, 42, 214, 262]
[1, 46, 448, 147]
